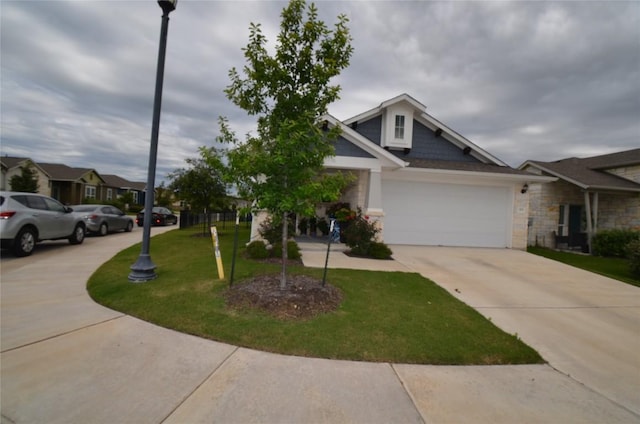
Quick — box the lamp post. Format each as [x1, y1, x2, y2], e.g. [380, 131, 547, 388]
[129, 0, 177, 282]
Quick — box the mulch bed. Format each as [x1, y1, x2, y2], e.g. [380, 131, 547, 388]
[225, 274, 343, 320]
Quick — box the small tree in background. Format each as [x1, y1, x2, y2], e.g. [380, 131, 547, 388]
[220, 0, 353, 289]
[169, 146, 227, 234]
[154, 182, 174, 208]
[114, 191, 136, 212]
[10, 165, 39, 193]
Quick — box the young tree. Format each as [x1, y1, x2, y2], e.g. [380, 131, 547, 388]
[169, 146, 227, 234]
[221, 0, 353, 288]
[10, 165, 39, 193]
[154, 182, 174, 208]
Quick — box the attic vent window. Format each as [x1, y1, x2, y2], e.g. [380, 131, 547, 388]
[394, 115, 405, 139]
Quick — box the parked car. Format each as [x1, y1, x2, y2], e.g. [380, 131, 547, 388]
[70, 204, 134, 236]
[136, 207, 178, 227]
[0, 191, 86, 257]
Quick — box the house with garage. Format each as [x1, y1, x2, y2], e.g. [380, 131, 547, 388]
[252, 93, 553, 249]
[519, 148, 640, 252]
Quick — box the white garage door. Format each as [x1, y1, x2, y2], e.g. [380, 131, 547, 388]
[382, 179, 511, 247]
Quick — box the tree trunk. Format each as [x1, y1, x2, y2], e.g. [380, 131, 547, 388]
[280, 211, 288, 289]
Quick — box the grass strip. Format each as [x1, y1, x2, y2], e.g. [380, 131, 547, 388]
[528, 246, 640, 287]
[88, 227, 543, 365]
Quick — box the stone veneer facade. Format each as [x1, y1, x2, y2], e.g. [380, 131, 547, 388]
[524, 164, 640, 248]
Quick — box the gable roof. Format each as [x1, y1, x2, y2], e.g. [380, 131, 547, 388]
[323, 114, 407, 169]
[519, 148, 640, 192]
[342, 93, 508, 167]
[102, 174, 147, 191]
[38, 162, 105, 184]
[580, 148, 640, 170]
[1, 156, 31, 169]
[1, 156, 49, 177]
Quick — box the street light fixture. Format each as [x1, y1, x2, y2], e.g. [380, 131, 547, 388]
[129, 0, 178, 282]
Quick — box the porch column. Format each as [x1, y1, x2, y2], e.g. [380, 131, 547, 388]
[584, 191, 593, 251]
[366, 169, 385, 241]
[366, 169, 383, 214]
[592, 192, 599, 233]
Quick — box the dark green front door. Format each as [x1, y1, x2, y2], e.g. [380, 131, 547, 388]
[569, 205, 583, 235]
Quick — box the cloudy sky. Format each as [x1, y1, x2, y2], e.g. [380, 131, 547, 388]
[1, 0, 639, 183]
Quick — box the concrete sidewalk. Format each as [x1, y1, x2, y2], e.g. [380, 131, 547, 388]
[1, 232, 638, 423]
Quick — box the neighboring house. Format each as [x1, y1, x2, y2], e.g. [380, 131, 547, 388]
[101, 174, 146, 207]
[519, 148, 640, 252]
[0, 156, 50, 195]
[37, 163, 106, 205]
[251, 93, 552, 249]
[1, 155, 152, 207]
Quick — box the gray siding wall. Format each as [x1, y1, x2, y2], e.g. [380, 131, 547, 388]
[353, 116, 480, 163]
[353, 115, 382, 145]
[408, 121, 479, 162]
[333, 136, 375, 158]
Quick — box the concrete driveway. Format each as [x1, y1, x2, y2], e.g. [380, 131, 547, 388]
[390, 245, 640, 416]
[2, 233, 639, 423]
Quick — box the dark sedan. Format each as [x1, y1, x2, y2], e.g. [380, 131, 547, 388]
[136, 207, 178, 227]
[71, 204, 134, 236]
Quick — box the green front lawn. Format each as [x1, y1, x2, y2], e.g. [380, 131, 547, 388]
[528, 246, 640, 287]
[88, 227, 543, 365]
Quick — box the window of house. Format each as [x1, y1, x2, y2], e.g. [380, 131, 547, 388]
[557, 205, 568, 236]
[133, 191, 138, 203]
[394, 115, 405, 139]
[106, 188, 113, 201]
[85, 186, 96, 199]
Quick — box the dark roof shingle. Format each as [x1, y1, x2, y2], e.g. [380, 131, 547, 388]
[523, 148, 640, 192]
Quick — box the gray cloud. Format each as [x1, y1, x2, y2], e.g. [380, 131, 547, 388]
[1, 0, 638, 183]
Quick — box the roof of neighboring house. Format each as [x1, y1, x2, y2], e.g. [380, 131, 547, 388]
[38, 162, 104, 183]
[519, 148, 640, 192]
[1, 156, 31, 169]
[128, 181, 147, 191]
[2, 156, 50, 177]
[102, 174, 147, 191]
[580, 148, 640, 170]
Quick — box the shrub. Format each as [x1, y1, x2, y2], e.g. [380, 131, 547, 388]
[271, 240, 301, 260]
[326, 202, 351, 219]
[246, 240, 269, 259]
[317, 218, 330, 235]
[298, 217, 309, 235]
[592, 229, 640, 258]
[368, 241, 393, 260]
[343, 209, 378, 256]
[259, 217, 295, 244]
[627, 240, 640, 278]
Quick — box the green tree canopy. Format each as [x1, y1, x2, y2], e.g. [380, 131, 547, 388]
[10, 165, 39, 193]
[169, 146, 227, 232]
[219, 0, 354, 287]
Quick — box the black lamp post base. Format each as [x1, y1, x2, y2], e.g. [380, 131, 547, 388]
[128, 254, 158, 282]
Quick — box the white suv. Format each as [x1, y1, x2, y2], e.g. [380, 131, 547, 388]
[0, 191, 86, 257]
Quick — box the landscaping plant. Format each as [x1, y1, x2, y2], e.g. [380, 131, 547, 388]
[219, 0, 354, 288]
[591, 229, 640, 257]
[88, 227, 543, 365]
[627, 239, 640, 278]
[342, 208, 393, 259]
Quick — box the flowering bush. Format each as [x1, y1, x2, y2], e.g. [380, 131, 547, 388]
[334, 207, 356, 222]
[343, 209, 378, 256]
